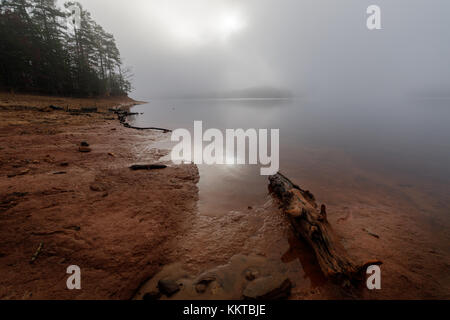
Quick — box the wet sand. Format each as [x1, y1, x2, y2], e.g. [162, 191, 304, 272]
[133, 138, 450, 300]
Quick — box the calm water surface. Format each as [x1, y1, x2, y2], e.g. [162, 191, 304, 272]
[130, 97, 450, 222]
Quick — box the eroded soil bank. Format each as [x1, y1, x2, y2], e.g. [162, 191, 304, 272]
[0, 93, 199, 299]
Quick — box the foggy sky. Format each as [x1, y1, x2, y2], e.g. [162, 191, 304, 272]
[66, 0, 450, 100]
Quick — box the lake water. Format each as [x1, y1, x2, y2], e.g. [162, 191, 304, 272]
[130, 97, 450, 222]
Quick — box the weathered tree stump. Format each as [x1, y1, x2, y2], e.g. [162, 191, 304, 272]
[268, 172, 381, 285]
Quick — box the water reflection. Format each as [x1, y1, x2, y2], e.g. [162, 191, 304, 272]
[131, 97, 450, 221]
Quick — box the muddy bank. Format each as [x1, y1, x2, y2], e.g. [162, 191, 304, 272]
[0, 93, 199, 299]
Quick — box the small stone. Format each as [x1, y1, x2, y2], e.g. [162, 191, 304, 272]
[80, 141, 90, 147]
[60, 162, 69, 167]
[158, 279, 180, 297]
[79, 146, 91, 153]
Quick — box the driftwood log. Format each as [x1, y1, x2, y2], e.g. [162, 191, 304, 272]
[269, 172, 381, 285]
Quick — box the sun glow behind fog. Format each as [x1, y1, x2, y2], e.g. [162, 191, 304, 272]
[146, 0, 247, 46]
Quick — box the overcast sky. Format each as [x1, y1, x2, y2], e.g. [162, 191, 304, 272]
[65, 0, 450, 100]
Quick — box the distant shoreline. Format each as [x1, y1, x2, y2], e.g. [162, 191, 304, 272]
[139, 97, 293, 102]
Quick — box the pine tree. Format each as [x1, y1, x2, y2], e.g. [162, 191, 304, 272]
[0, 0, 131, 96]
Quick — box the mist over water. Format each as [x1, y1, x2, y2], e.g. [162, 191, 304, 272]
[71, 0, 450, 100]
[133, 98, 450, 179]
[131, 96, 450, 216]
[70, 0, 450, 218]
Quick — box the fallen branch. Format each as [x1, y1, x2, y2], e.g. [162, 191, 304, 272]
[113, 110, 172, 132]
[268, 172, 381, 285]
[122, 123, 172, 133]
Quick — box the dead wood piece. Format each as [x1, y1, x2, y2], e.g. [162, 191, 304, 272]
[130, 164, 167, 171]
[268, 172, 381, 284]
[363, 228, 380, 239]
[123, 123, 172, 133]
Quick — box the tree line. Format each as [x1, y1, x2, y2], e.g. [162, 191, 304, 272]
[0, 0, 132, 96]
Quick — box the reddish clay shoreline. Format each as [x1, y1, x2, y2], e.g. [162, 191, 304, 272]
[0, 93, 449, 300]
[0, 93, 199, 299]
